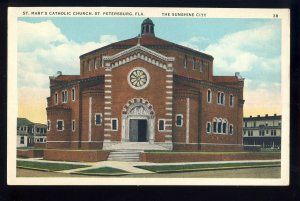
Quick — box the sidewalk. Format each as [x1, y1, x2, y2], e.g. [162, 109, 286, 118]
[17, 157, 280, 174]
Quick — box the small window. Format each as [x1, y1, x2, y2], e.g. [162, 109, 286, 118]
[88, 59, 94, 71]
[245, 122, 247, 127]
[20, 136, 24, 144]
[229, 94, 234, 107]
[72, 120, 75, 132]
[229, 124, 234, 135]
[72, 88, 75, 101]
[62, 90, 68, 103]
[192, 58, 196, 70]
[95, 113, 102, 125]
[183, 55, 187, 68]
[57, 120, 64, 131]
[158, 119, 165, 131]
[111, 119, 118, 131]
[217, 92, 225, 105]
[206, 122, 211, 133]
[175, 114, 183, 127]
[278, 122, 281, 126]
[199, 60, 203, 72]
[207, 89, 212, 103]
[55, 93, 58, 105]
[222, 120, 227, 134]
[221, 93, 225, 105]
[95, 57, 101, 68]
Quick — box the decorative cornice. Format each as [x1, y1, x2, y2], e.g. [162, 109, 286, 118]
[50, 76, 104, 91]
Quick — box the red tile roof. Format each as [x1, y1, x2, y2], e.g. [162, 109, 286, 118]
[55, 75, 80, 81]
[113, 35, 172, 46]
[214, 76, 239, 83]
[81, 35, 213, 59]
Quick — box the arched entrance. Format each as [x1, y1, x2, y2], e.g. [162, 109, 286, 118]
[121, 98, 155, 143]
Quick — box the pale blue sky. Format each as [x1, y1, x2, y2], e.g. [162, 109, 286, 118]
[19, 17, 281, 89]
[17, 17, 282, 121]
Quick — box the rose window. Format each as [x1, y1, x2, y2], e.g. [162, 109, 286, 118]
[128, 68, 150, 90]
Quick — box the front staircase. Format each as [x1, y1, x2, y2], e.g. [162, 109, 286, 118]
[106, 142, 169, 162]
[107, 150, 142, 162]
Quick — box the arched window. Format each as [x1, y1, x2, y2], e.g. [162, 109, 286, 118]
[212, 118, 217, 133]
[221, 92, 225, 105]
[207, 89, 212, 103]
[222, 120, 227, 134]
[55, 92, 58, 105]
[217, 92, 225, 105]
[217, 119, 222, 133]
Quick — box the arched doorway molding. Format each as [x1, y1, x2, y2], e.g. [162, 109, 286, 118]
[121, 98, 155, 143]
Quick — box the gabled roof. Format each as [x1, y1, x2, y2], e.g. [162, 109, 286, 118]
[17, 118, 33, 126]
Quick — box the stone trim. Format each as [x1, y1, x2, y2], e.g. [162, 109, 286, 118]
[186, 97, 190, 144]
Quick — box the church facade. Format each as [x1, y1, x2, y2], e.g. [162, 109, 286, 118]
[46, 18, 245, 152]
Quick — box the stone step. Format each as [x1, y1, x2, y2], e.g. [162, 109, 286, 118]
[107, 150, 142, 162]
[106, 142, 169, 150]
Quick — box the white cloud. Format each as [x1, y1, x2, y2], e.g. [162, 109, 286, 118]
[17, 20, 118, 89]
[217, 25, 276, 49]
[18, 20, 67, 52]
[100, 35, 118, 45]
[179, 36, 209, 51]
[206, 25, 280, 73]
[180, 24, 280, 74]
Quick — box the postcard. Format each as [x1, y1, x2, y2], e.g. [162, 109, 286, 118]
[7, 7, 290, 185]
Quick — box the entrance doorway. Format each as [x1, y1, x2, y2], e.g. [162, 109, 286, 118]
[129, 119, 147, 142]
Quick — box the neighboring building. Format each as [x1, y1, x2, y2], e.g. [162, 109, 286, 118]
[17, 118, 47, 148]
[243, 114, 281, 149]
[46, 18, 245, 153]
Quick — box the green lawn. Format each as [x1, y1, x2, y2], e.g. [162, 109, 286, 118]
[135, 161, 281, 173]
[17, 160, 90, 171]
[74, 167, 129, 176]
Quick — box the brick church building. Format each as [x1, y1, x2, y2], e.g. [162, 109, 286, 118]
[46, 18, 245, 153]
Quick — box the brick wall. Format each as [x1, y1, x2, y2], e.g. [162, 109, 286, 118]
[44, 149, 110, 162]
[140, 152, 280, 163]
